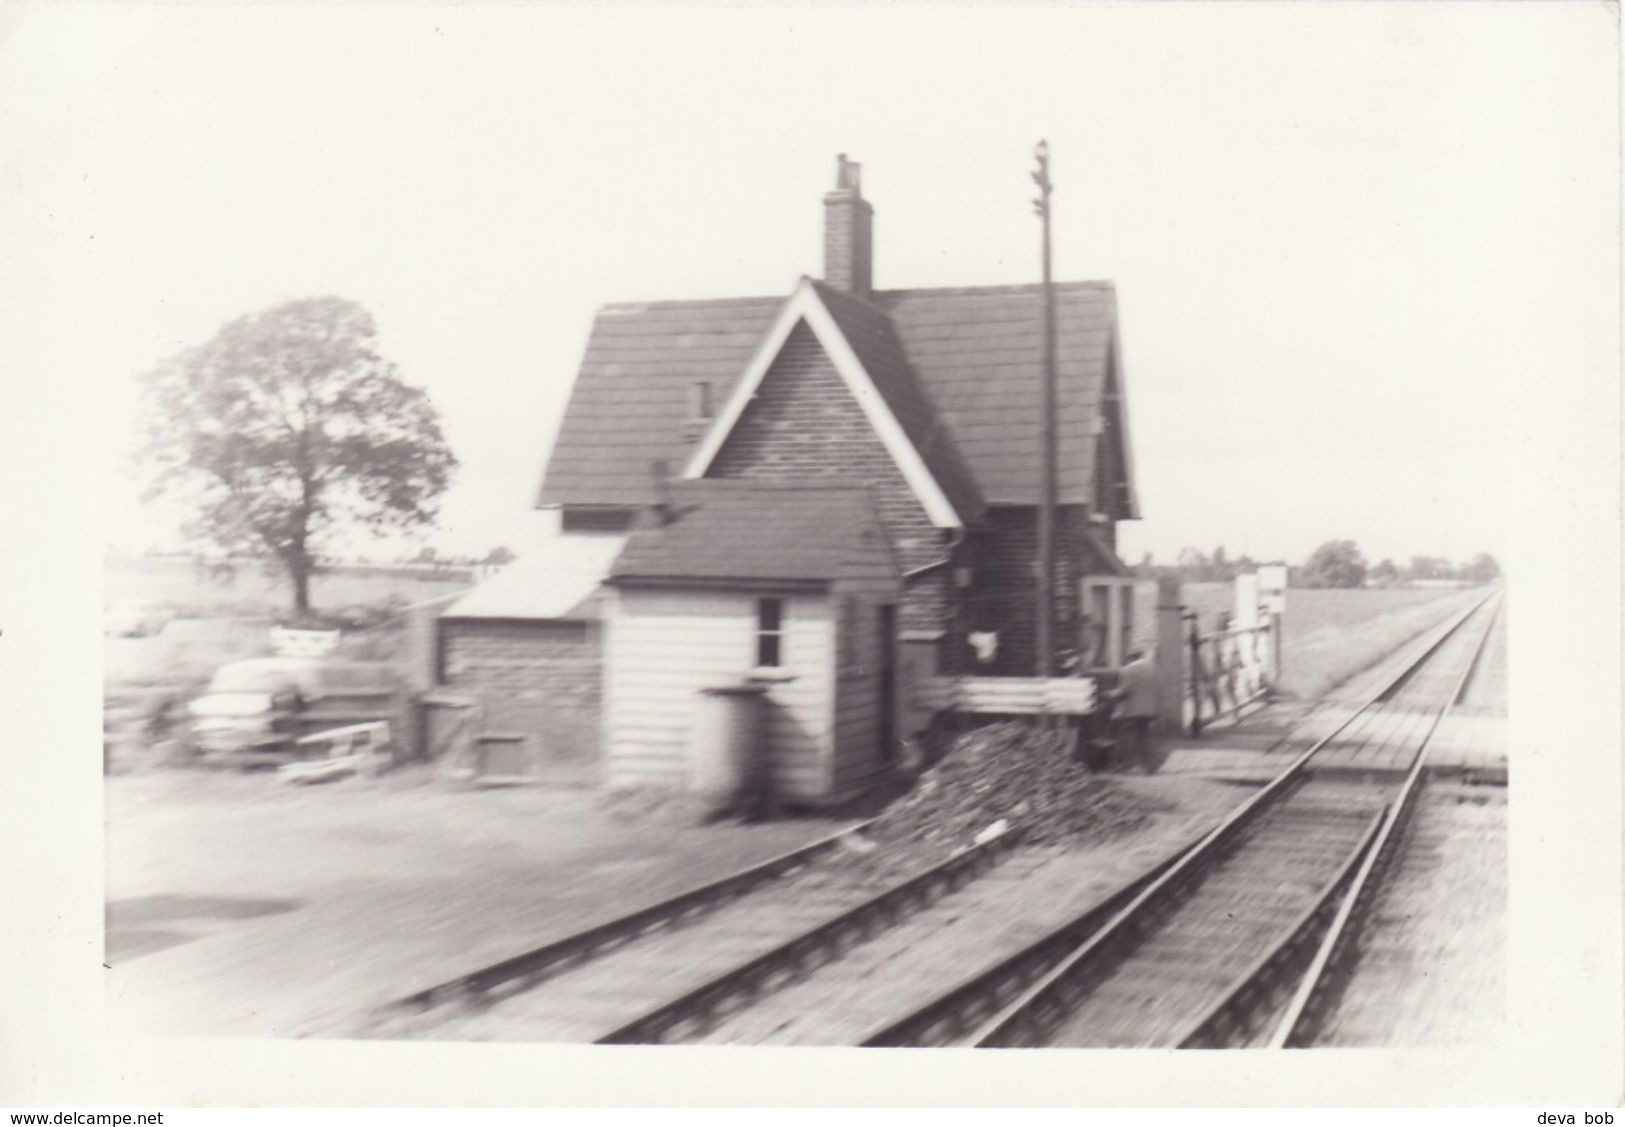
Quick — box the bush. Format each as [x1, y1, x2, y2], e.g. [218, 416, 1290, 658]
[1302, 539, 1369, 589]
[277, 594, 410, 633]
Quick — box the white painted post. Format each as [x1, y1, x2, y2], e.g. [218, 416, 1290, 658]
[1258, 565, 1288, 683]
[1154, 578, 1185, 735]
[1233, 573, 1261, 631]
[1230, 573, 1259, 693]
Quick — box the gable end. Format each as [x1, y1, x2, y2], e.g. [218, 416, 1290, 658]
[684, 281, 961, 529]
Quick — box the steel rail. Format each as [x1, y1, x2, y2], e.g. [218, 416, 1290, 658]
[1370, 590, 1498, 704]
[390, 818, 875, 1013]
[596, 824, 1026, 1044]
[856, 592, 1493, 1048]
[856, 829, 1204, 1047]
[961, 590, 1496, 1049]
[1173, 805, 1386, 1048]
[1265, 590, 1504, 1049]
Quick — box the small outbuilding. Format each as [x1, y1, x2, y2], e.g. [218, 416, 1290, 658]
[420, 535, 624, 782]
[602, 480, 902, 806]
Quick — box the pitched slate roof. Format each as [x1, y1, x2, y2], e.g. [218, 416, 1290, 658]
[538, 296, 783, 509]
[537, 281, 1123, 511]
[608, 480, 898, 585]
[879, 282, 1116, 507]
[810, 281, 986, 523]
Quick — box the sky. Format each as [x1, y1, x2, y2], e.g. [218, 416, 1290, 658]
[1, 3, 1617, 568]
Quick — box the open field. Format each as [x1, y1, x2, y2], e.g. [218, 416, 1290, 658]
[106, 556, 471, 619]
[1133, 582, 1480, 702]
[1268, 586, 1482, 699]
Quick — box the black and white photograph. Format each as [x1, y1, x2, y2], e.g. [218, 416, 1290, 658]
[1, 0, 1619, 1110]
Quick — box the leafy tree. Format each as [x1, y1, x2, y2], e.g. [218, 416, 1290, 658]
[1176, 547, 1209, 580]
[1370, 558, 1400, 587]
[1463, 552, 1502, 585]
[1406, 555, 1454, 582]
[138, 297, 457, 614]
[1304, 539, 1368, 589]
[485, 545, 517, 566]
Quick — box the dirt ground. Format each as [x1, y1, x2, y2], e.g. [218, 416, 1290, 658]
[105, 768, 852, 1037]
[104, 756, 1258, 1040]
[1316, 784, 1508, 1046]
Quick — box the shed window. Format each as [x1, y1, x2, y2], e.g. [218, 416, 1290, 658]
[756, 598, 784, 667]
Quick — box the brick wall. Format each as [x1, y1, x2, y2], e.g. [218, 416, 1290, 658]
[708, 321, 949, 639]
[823, 191, 873, 295]
[439, 618, 602, 780]
[964, 505, 1102, 676]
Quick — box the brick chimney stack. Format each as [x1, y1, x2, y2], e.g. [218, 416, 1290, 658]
[823, 154, 873, 296]
[637, 459, 675, 529]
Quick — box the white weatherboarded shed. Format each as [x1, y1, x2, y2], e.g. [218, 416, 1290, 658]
[603, 480, 903, 806]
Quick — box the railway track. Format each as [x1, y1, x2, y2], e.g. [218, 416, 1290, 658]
[365, 590, 1501, 1048]
[362, 817, 1027, 1042]
[1303, 779, 1506, 1046]
[1264, 596, 1506, 1048]
[965, 590, 1503, 1050]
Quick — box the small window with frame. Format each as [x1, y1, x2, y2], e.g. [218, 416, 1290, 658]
[756, 597, 784, 668]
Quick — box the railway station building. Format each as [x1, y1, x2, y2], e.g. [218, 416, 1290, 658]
[419, 155, 1142, 798]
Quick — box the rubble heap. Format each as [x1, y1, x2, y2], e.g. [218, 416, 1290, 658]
[868, 721, 1156, 849]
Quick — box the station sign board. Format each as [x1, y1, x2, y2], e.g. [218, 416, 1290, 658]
[1258, 564, 1288, 616]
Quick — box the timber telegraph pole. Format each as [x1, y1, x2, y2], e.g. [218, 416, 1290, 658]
[1032, 139, 1057, 679]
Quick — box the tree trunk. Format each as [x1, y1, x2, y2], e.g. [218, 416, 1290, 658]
[292, 460, 316, 617]
[291, 559, 311, 614]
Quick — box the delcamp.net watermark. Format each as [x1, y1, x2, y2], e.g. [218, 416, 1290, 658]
[11, 1114, 164, 1125]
